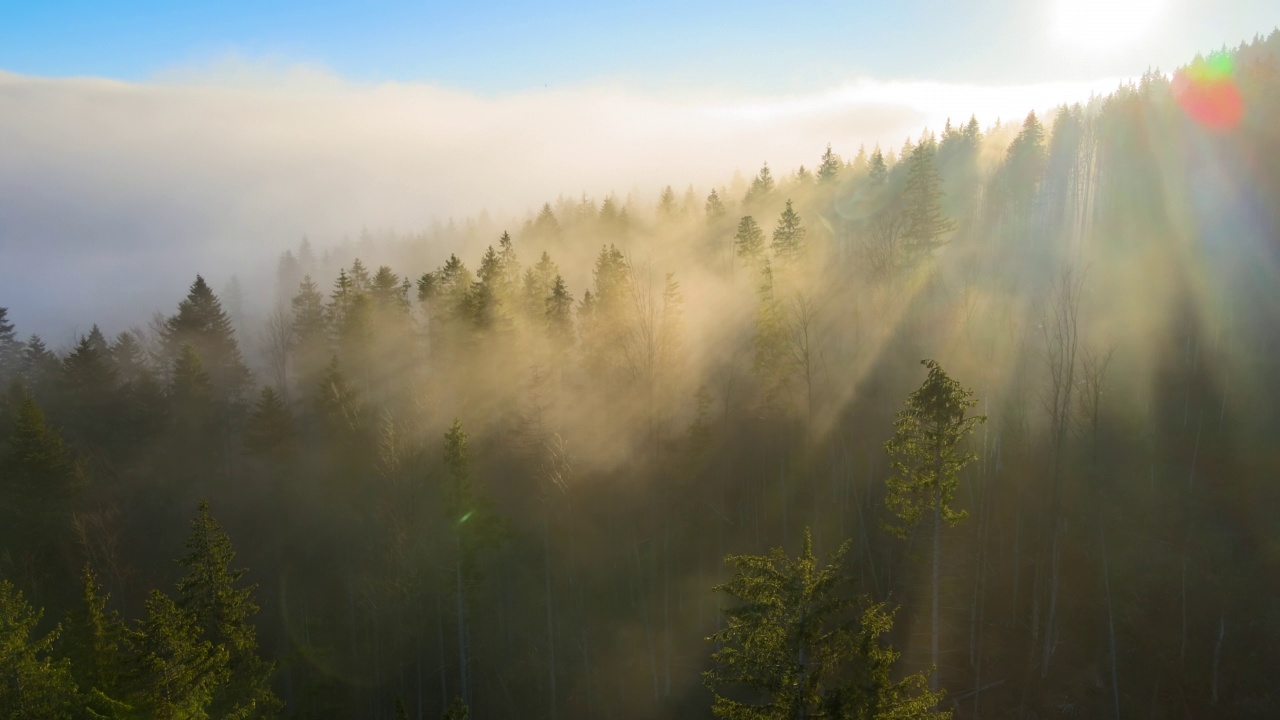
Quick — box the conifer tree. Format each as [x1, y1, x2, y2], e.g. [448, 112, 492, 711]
[1, 391, 78, 556]
[743, 163, 775, 207]
[0, 307, 19, 385]
[901, 140, 955, 263]
[169, 343, 216, 461]
[869, 147, 888, 185]
[883, 360, 985, 690]
[20, 335, 62, 398]
[0, 581, 78, 719]
[733, 216, 766, 267]
[817, 143, 841, 184]
[245, 386, 296, 465]
[545, 274, 575, 349]
[771, 200, 807, 263]
[290, 275, 329, 391]
[127, 590, 229, 720]
[64, 565, 132, 717]
[705, 189, 727, 222]
[533, 203, 561, 240]
[163, 276, 250, 400]
[443, 696, 470, 720]
[657, 185, 678, 219]
[176, 501, 280, 718]
[704, 529, 946, 720]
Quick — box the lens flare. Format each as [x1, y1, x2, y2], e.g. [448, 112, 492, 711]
[1172, 53, 1244, 130]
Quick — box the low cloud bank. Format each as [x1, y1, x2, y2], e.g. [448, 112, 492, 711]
[0, 61, 1124, 338]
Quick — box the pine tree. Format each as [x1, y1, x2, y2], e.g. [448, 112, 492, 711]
[704, 529, 947, 720]
[62, 328, 119, 443]
[127, 590, 229, 720]
[901, 140, 955, 263]
[443, 696, 470, 720]
[163, 276, 251, 400]
[64, 565, 133, 717]
[883, 359, 985, 690]
[771, 200, 807, 263]
[0, 581, 78, 719]
[176, 501, 280, 718]
[545, 274, 575, 349]
[657, 185, 678, 220]
[290, 275, 329, 391]
[245, 386, 296, 464]
[0, 307, 19, 385]
[744, 163, 775, 207]
[533, 203, 561, 240]
[169, 343, 216, 460]
[705, 189, 727, 222]
[869, 147, 888, 185]
[817, 144, 841, 184]
[733, 216, 766, 267]
[1, 390, 78, 555]
[20, 335, 62, 398]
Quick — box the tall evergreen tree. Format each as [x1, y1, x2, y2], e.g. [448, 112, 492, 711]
[883, 360, 985, 690]
[817, 144, 841, 184]
[0, 307, 19, 385]
[704, 529, 946, 720]
[176, 501, 280, 718]
[63, 565, 132, 717]
[127, 590, 228, 720]
[0, 580, 78, 719]
[245, 386, 296, 465]
[705, 189, 727, 222]
[1, 391, 78, 560]
[743, 163, 775, 207]
[771, 200, 808, 263]
[163, 276, 251, 401]
[901, 140, 955, 263]
[733, 216, 766, 267]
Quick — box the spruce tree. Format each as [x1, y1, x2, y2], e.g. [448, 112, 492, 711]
[0, 307, 19, 385]
[901, 138, 955, 263]
[176, 501, 279, 718]
[771, 200, 807, 263]
[0, 581, 78, 719]
[883, 359, 985, 690]
[1, 391, 78, 555]
[163, 276, 250, 400]
[704, 529, 946, 719]
[705, 188, 727, 222]
[743, 163, 775, 207]
[64, 565, 132, 717]
[245, 386, 296, 464]
[127, 590, 228, 720]
[290, 275, 329, 391]
[545, 274, 575, 349]
[733, 216, 766, 267]
[817, 143, 841, 184]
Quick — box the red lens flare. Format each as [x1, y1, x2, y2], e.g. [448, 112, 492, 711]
[1172, 53, 1244, 130]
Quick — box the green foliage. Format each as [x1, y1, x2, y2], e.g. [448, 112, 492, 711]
[176, 501, 279, 718]
[704, 530, 947, 720]
[744, 163, 775, 207]
[442, 696, 470, 720]
[817, 144, 841, 184]
[245, 386, 296, 462]
[0, 580, 78, 719]
[734, 216, 766, 266]
[706, 188, 727, 221]
[883, 360, 985, 538]
[63, 565, 132, 718]
[126, 590, 228, 720]
[771, 200, 807, 262]
[163, 276, 250, 400]
[901, 140, 955, 263]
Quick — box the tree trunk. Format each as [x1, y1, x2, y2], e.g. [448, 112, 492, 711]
[932, 484, 942, 691]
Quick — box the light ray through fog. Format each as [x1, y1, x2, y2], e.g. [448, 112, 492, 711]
[0, 64, 1130, 335]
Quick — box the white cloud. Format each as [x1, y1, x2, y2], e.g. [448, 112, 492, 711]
[0, 60, 1128, 336]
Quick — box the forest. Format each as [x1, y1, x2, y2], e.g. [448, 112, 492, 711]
[1, 31, 1279, 719]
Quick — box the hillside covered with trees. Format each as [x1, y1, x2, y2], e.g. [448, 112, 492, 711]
[2, 32, 1279, 718]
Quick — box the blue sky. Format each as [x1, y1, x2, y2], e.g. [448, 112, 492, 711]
[3, 0, 1277, 93]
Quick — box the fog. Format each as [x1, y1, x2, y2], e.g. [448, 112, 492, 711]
[1, 59, 1122, 339]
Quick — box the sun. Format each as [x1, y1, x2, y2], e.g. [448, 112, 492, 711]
[1051, 0, 1165, 52]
